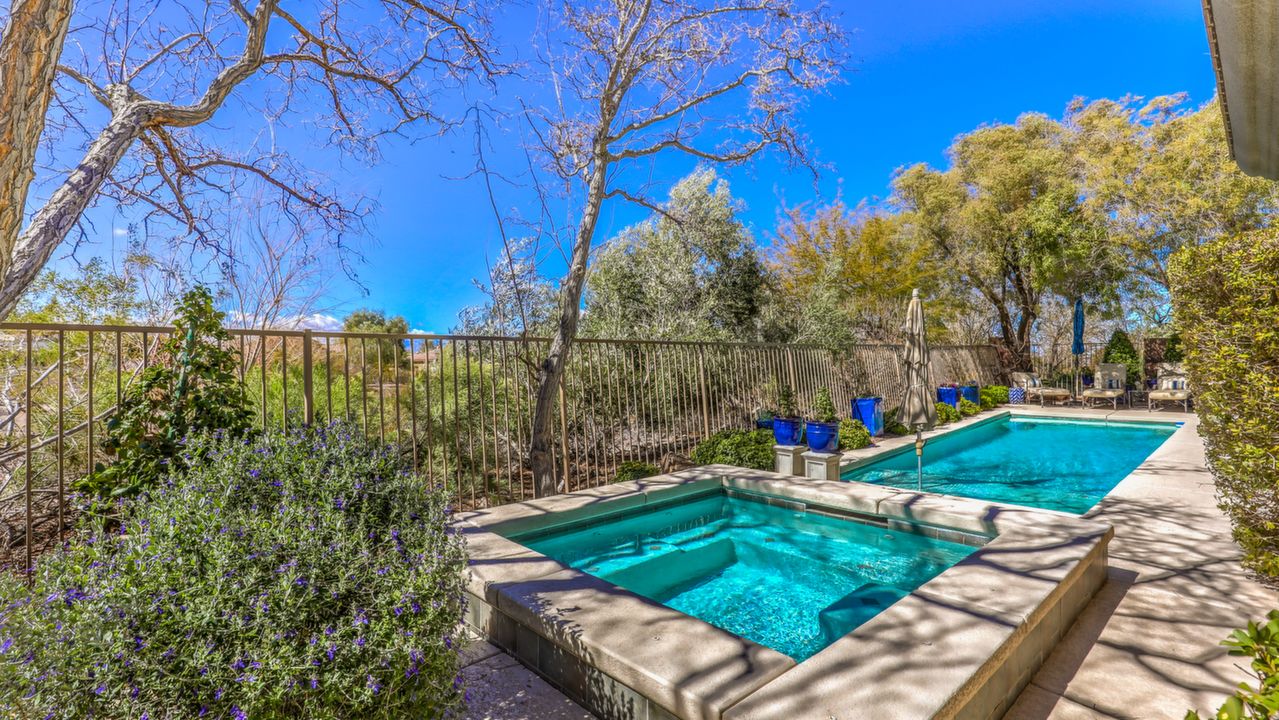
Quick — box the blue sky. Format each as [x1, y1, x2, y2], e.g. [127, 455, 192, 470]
[86, 0, 1217, 332]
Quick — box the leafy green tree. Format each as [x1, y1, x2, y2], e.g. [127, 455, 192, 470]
[771, 203, 955, 343]
[75, 287, 251, 500]
[344, 308, 410, 368]
[584, 169, 771, 341]
[894, 112, 1124, 369]
[1072, 95, 1279, 325]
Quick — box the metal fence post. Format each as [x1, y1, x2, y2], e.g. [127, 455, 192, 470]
[302, 329, 314, 426]
[696, 349, 711, 438]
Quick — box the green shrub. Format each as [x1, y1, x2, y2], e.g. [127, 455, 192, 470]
[1170, 230, 1279, 577]
[883, 408, 910, 436]
[75, 287, 252, 501]
[957, 398, 981, 417]
[691, 429, 775, 470]
[980, 385, 1009, 407]
[813, 388, 838, 423]
[838, 418, 872, 450]
[615, 461, 659, 483]
[0, 424, 466, 719]
[934, 401, 961, 425]
[1101, 329, 1141, 387]
[1186, 610, 1279, 719]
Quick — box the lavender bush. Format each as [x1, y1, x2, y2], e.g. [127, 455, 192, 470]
[0, 424, 467, 719]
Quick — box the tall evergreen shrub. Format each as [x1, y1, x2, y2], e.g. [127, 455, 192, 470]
[1169, 229, 1279, 577]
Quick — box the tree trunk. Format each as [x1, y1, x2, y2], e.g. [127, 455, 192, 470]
[0, 0, 74, 287]
[0, 105, 149, 317]
[529, 161, 609, 497]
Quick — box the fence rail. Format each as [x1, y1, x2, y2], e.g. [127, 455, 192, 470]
[0, 321, 1005, 572]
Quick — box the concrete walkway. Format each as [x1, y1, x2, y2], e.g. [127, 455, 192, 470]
[1006, 410, 1278, 719]
[459, 630, 596, 720]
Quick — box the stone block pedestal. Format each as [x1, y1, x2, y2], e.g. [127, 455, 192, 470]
[773, 445, 805, 476]
[802, 451, 842, 481]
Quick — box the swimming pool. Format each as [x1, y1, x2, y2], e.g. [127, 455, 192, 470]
[841, 415, 1178, 514]
[510, 490, 977, 661]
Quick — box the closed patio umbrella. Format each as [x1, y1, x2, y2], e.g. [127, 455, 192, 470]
[1072, 298, 1085, 400]
[899, 289, 936, 490]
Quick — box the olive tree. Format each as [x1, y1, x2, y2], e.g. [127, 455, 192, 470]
[523, 0, 847, 496]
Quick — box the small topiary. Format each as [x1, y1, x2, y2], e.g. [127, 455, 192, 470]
[691, 429, 775, 470]
[1101, 329, 1141, 387]
[0, 423, 466, 719]
[776, 384, 799, 418]
[934, 401, 961, 425]
[958, 398, 981, 417]
[615, 461, 659, 483]
[838, 418, 872, 450]
[813, 388, 838, 423]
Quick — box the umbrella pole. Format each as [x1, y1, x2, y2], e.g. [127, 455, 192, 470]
[914, 427, 925, 491]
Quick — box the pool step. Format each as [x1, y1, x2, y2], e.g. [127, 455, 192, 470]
[601, 538, 737, 600]
[817, 583, 910, 644]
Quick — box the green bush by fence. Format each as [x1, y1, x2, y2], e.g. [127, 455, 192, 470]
[1170, 229, 1279, 578]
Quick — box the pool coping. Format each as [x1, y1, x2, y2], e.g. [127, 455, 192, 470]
[456, 465, 1113, 720]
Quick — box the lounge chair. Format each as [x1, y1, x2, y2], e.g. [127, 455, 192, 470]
[1148, 370, 1191, 412]
[1081, 363, 1127, 410]
[1010, 372, 1072, 407]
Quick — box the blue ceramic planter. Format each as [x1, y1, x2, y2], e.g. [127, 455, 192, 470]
[937, 386, 960, 408]
[960, 385, 980, 405]
[851, 397, 884, 437]
[772, 416, 803, 445]
[805, 420, 839, 453]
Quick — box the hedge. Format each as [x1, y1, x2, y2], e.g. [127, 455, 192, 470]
[1169, 229, 1279, 578]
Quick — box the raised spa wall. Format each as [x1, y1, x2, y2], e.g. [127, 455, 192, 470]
[455, 465, 1112, 720]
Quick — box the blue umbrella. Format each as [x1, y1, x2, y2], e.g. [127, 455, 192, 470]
[1072, 298, 1085, 399]
[1071, 298, 1086, 355]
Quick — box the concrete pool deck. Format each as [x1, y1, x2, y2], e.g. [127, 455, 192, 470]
[458, 405, 1277, 719]
[1004, 410, 1279, 719]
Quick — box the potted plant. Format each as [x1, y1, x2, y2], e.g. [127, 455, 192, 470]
[806, 388, 840, 453]
[959, 381, 980, 405]
[771, 384, 803, 445]
[936, 383, 960, 408]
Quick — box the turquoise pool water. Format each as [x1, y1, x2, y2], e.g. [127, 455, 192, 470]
[841, 416, 1178, 514]
[511, 492, 976, 661]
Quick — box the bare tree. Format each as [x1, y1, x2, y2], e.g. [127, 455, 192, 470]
[0, 0, 499, 318]
[214, 194, 337, 332]
[523, 0, 846, 496]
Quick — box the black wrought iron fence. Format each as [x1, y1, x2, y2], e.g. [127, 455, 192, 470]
[0, 321, 1003, 572]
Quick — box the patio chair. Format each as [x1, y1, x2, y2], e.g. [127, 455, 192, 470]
[1148, 370, 1192, 412]
[1081, 363, 1127, 410]
[1010, 372, 1072, 407]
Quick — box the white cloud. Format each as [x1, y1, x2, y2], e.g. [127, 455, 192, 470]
[298, 313, 343, 331]
[112, 227, 128, 237]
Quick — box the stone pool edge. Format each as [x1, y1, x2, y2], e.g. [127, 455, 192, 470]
[455, 466, 1112, 720]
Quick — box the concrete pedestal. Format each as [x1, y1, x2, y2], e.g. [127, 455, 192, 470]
[803, 451, 842, 481]
[773, 444, 806, 476]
